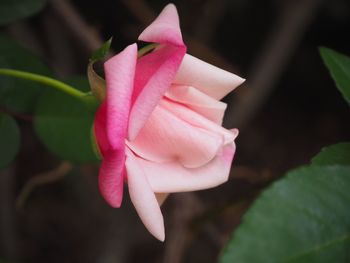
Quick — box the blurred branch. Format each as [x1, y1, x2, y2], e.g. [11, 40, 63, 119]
[16, 161, 73, 209]
[6, 22, 45, 57]
[120, 0, 155, 25]
[50, 0, 104, 54]
[226, 0, 323, 128]
[163, 193, 204, 263]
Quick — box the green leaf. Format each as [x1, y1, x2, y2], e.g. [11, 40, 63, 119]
[320, 47, 350, 105]
[220, 165, 350, 263]
[34, 77, 99, 163]
[312, 143, 350, 166]
[90, 38, 112, 62]
[0, 0, 47, 25]
[0, 34, 52, 113]
[0, 113, 20, 169]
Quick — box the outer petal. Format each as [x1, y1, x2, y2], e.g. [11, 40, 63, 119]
[133, 144, 236, 193]
[165, 84, 227, 124]
[127, 105, 223, 168]
[174, 54, 245, 100]
[104, 43, 137, 149]
[128, 45, 186, 140]
[98, 150, 125, 208]
[129, 3, 186, 140]
[138, 3, 183, 46]
[125, 150, 165, 241]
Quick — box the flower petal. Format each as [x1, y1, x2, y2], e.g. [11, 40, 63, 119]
[133, 144, 236, 193]
[128, 45, 186, 140]
[127, 105, 223, 168]
[138, 3, 184, 46]
[98, 150, 125, 208]
[125, 150, 165, 241]
[174, 54, 245, 100]
[165, 84, 227, 124]
[104, 43, 137, 150]
[160, 99, 238, 145]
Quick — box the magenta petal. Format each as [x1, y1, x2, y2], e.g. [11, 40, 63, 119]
[99, 150, 125, 208]
[125, 150, 165, 241]
[128, 45, 186, 140]
[138, 4, 183, 46]
[104, 43, 137, 150]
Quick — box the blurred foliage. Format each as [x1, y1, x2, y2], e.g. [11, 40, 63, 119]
[320, 47, 350, 105]
[220, 49, 350, 262]
[312, 143, 350, 166]
[0, 0, 47, 25]
[220, 164, 350, 263]
[0, 35, 100, 165]
[0, 34, 52, 113]
[0, 113, 20, 168]
[34, 77, 99, 163]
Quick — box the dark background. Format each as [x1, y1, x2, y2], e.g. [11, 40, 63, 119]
[0, 0, 349, 262]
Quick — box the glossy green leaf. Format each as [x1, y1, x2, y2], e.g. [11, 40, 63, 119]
[0, 34, 52, 113]
[312, 143, 350, 166]
[0, 0, 47, 25]
[320, 47, 350, 105]
[34, 77, 99, 163]
[90, 38, 112, 62]
[0, 113, 20, 169]
[220, 165, 350, 263]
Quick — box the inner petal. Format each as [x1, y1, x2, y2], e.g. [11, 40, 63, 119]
[126, 104, 223, 168]
[165, 84, 227, 124]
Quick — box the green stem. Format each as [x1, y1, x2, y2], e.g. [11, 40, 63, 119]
[0, 68, 86, 99]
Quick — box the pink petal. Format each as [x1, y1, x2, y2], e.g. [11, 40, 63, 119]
[104, 43, 137, 150]
[127, 105, 223, 168]
[174, 54, 245, 100]
[165, 84, 227, 124]
[98, 150, 125, 208]
[125, 150, 165, 241]
[133, 144, 236, 193]
[128, 45, 186, 140]
[160, 99, 238, 145]
[138, 4, 184, 46]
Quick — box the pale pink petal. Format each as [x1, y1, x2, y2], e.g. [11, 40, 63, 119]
[174, 54, 245, 100]
[128, 45, 186, 140]
[165, 84, 227, 124]
[160, 99, 238, 145]
[133, 144, 236, 193]
[125, 151, 165, 241]
[98, 150, 125, 208]
[127, 105, 223, 168]
[104, 43, 137, 149]
[138, 4, 183, 46]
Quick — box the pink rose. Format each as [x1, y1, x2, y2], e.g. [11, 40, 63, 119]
[93, 4, 244, 241]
